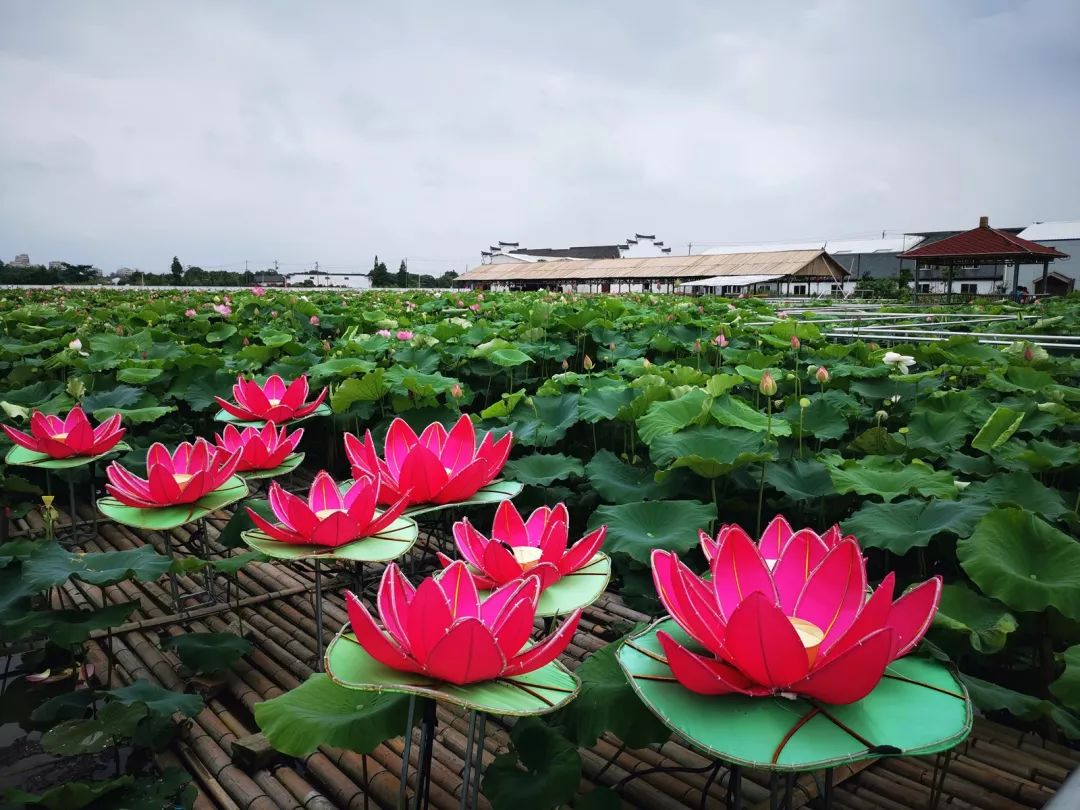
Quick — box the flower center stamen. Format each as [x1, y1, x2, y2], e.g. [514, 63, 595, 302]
[267, 398, 281, 407]
[52, 432, 69, 442]
[788, 617, 824, 666]
[511, 546, 543, 571]
[315, 508, 344, 520]
[173, 473, 194, 489]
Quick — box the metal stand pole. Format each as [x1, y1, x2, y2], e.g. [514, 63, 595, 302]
[197, 518, 216, 601]
[412, 698, 437, 810]
[727, 763, 742, 810]
[928, 749, 953, 810]
[314, 559, 324, 672]
[166, 533, 182, 614]
[399, 696, 417, 809]
[822, 767, 833, 810]
[459, 710, 487, 810]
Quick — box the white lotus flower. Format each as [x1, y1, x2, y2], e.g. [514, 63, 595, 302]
[883, 351, 916, 374]
[68, 338, 82, 351]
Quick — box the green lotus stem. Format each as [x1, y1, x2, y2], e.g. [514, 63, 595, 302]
[756, 399, 773, 535]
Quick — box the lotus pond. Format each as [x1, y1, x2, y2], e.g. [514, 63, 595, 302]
[1, 286, 1079, 807]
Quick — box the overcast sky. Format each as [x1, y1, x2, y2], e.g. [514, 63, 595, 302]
[1, 1, 1078, 275]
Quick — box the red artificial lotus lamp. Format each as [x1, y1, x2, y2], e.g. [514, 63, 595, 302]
[700, 515, 847, 570]
[215, 374, 327, 424]
[215, 422, 303, 473]
[104, 438, 241, 508]
[247, 472, 410, 548]
[650, 523, 941, 704]
[344, 561, 581, 685]
[3, 406, 125, 459]
[344, 415, 512, 508]
[439, 501, 606, 591]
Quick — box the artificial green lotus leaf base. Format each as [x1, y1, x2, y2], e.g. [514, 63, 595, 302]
[238, 452, 305, 481]
[401, 480, 525, 518]
[6, 441, 132, 470]
[240, 515, 418, 562]
[213, 402, 332, 428]
[325, 629, 579, 716]
[96, 475, 249, 531]
[475, 554, 611, 617]
[617, 619, 972, 772]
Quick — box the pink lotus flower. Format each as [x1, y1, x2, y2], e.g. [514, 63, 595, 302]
[344, 415, 511, 508]
[436, 502, 606, 590]
[791, 335, 801, 350]
[310, 315, 320, 326]
[396, 330, 413, 341]
[651, 521, 941, 704]
[713, 334, 728, 348]
[214, 304, 232, 317]
[3, 406, 125, 459]
[214, 422, 303, 472]
[185, 308, 197, 317]
[215, 375, 328, 423]
[251, 285, 266, 296]
[344, 560, 582, 685]
[376, 329, 392, 338]
[247, 472, 409, 547]
[105, 439, 240, 508]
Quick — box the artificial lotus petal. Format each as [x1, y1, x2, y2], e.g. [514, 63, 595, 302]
[246, 471, 409, 548]
[343, 561, 581, 686]
[343, 414, 512, 508]
[3, 406, 125, 460]
[214, 422, 303, 472]
[104, 438, 239, 508]
[436, 501, 606, 590]
[700, 517, 850, 568]
[215, 374, 327, 423]
[651, 516, 941, 705]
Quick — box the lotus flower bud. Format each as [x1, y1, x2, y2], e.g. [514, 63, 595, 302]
[759, 371, 777, 396]
[583, 355, 594, 370]
[693, 339, 702, 353]
[790, 335, 801, 350]
[561, 359, 569, 371]
[816, 366, 830, 383]
[799, 397, 811, 409]
[714, 333, 728, 348]
[875, 410, 888, 424]
[1024, 344, 1035, 362]
[450, 383, 463, 398]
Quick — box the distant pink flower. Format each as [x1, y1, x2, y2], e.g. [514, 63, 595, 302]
[214, 304, 232, 317]
[450, 383, 463, 398]
[470, 303, 480, 312]
[791, 335, 801, 350]
[310, 315, 320, 326]
[251, 286, 266, 296]
[185, 309, 197, 317]
[816, 366, 830, 383]
[396, 330, 413, 341]
[271, 310, 279, 318]
[456, 300, 465, 307]
[376, 329, 392, 338]
[693, 339, 702, 353]
[714, 334, 728, 348]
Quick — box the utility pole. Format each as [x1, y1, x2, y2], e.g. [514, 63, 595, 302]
[245, 259, 249, 272]
[687, 242, 692, 256]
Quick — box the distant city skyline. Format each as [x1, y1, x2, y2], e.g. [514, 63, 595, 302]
[2, 1, 1078, 273]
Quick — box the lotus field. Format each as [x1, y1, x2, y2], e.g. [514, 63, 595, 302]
[2, 285, 1080, 806]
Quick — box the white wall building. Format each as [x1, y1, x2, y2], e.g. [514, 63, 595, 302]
[286, 270, 372, 289]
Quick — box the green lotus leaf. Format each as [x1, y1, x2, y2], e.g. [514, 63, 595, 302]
[306, 357, 377, 383]
[237, 452, 305, 481]
[254, 673, 414, 757]
[0, 601, 138, 646]
[578, 385, 636, 423]
[783, 394, 849, 441]
[505, 394, 580, 448]
[41, 701, 148, 755]
[503, 452, 584, 486]
[116, 366, 164, 384]
[325, 629, 580, 716]
[583, 449, 685, 504]
[92, 405, 176, 425]
[842, 499, 989, 555]
[710, 394, 792, 436]
[107, 679, 204, 718]
[3, 775, 135, 810]
[636, 388, 711, 444]
[330, 369, 388, 412]
[5, 441, 131, 470]
[97, 475, 249, 531]
[905, 408, 973, 454]
[240, 515, 417, 562]
[649, 425, 774, 478]
[401, 480, 524, 518]
[933, 582, 1018, 653]
[489, 348, 534, 367]
[827, 457, 956, 503]
[82, 384, 143, 412]
[958, 508, 1080, 620]
[161, 632, 253, 675]
[617, 620, 971, 770]
[962, 472, 1069, 520]
[206, 324, 237, 343]
[213, 402, 331, 428]
[483, 716, 582, 810]
[22, 543, 173, 591]
[588, 500, 715, 564]
[994, 438, 1080, 472]
[1051, 645, 1080, 714]
[971, 406, 1024, 452]
[765, 459, 836, 502]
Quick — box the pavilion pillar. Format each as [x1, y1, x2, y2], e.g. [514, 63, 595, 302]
[913, 261, 920, 303]
[1012, 261, 1021, 294]
[1041, 260, 1049, 294]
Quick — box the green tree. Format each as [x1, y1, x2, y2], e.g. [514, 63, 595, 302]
[397, 260, 408, 287]
[170, 256, 183, 282]
[370, 256, 392, 287]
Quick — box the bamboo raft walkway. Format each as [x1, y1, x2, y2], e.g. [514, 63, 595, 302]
[7, 499, 1078, 810]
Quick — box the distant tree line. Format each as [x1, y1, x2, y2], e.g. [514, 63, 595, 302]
[0, 262, 100, 285]
[368, 256, 458, 288]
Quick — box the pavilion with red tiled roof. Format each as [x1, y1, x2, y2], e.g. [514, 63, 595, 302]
[899, 216, 1068, 300]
